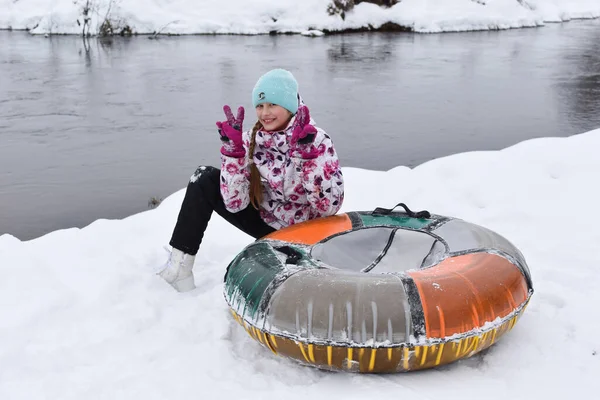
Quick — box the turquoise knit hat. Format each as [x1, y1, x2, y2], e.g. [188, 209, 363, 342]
[252, 69, 299, 115]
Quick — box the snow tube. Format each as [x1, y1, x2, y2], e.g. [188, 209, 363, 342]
[223, 204, 533, 373]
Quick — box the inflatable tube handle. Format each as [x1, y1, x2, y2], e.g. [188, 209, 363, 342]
[274, 245, 303, 265]
[372, 203, 431, 219]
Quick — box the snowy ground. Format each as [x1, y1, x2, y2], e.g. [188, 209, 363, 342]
[1, 0, 599, 35]
[1, 127, 600, 399]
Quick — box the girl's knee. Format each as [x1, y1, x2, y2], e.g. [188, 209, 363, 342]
[189, 165, 218, 184]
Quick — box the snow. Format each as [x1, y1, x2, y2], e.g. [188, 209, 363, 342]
[2, 126, 600, 398]
[1, 0, 599, 35]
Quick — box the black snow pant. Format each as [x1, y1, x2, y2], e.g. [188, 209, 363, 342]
[169, 165, 276, 255]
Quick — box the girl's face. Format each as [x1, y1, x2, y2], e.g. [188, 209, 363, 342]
[255, 103, 292, 132]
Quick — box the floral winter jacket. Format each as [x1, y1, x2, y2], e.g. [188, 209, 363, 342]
[219, 116, 345, 229]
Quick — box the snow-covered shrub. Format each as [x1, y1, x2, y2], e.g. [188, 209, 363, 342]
[327, 0, 400, 20]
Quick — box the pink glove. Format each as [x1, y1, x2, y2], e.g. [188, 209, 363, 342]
[290, 105, 319, 159]
[217, 105, 245, 158]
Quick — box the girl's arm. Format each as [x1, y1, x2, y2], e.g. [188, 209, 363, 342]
[219, 130, 252, 212]
[292, 129, 345, 217]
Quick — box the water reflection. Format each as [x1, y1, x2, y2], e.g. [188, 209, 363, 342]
[556, 24, 600, 134]
[327, 35, 395, 63]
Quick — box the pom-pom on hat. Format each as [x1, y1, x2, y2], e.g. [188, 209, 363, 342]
[252, 69, 299, 115]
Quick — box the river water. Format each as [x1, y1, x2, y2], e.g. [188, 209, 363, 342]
[1, 20, 599, 240]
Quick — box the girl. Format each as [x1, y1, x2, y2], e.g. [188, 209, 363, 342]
[158, 68, 345, 292]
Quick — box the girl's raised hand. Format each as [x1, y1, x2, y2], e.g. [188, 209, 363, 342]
[224, 105, 245, 131]
[216, 105, 245, 141]
[217, 105, 246, 158]
[290, 105, 317, 146]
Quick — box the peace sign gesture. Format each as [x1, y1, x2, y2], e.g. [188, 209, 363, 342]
[223, 105, 245, 131]
[217, 105, 245, 138]
[290, 105, 317, 146]
[216, 105, 246, 158]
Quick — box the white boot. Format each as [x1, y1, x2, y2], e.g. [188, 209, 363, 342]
[158, 247, 196, 292]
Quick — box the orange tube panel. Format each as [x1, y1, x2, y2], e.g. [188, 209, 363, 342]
[409, 253, 529, 338]
[264, 214, 353, 245]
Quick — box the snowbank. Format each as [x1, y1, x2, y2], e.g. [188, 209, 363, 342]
[1, 0, 599, 35]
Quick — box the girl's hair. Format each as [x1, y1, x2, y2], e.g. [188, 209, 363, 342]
[249, 120, 263, 209]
